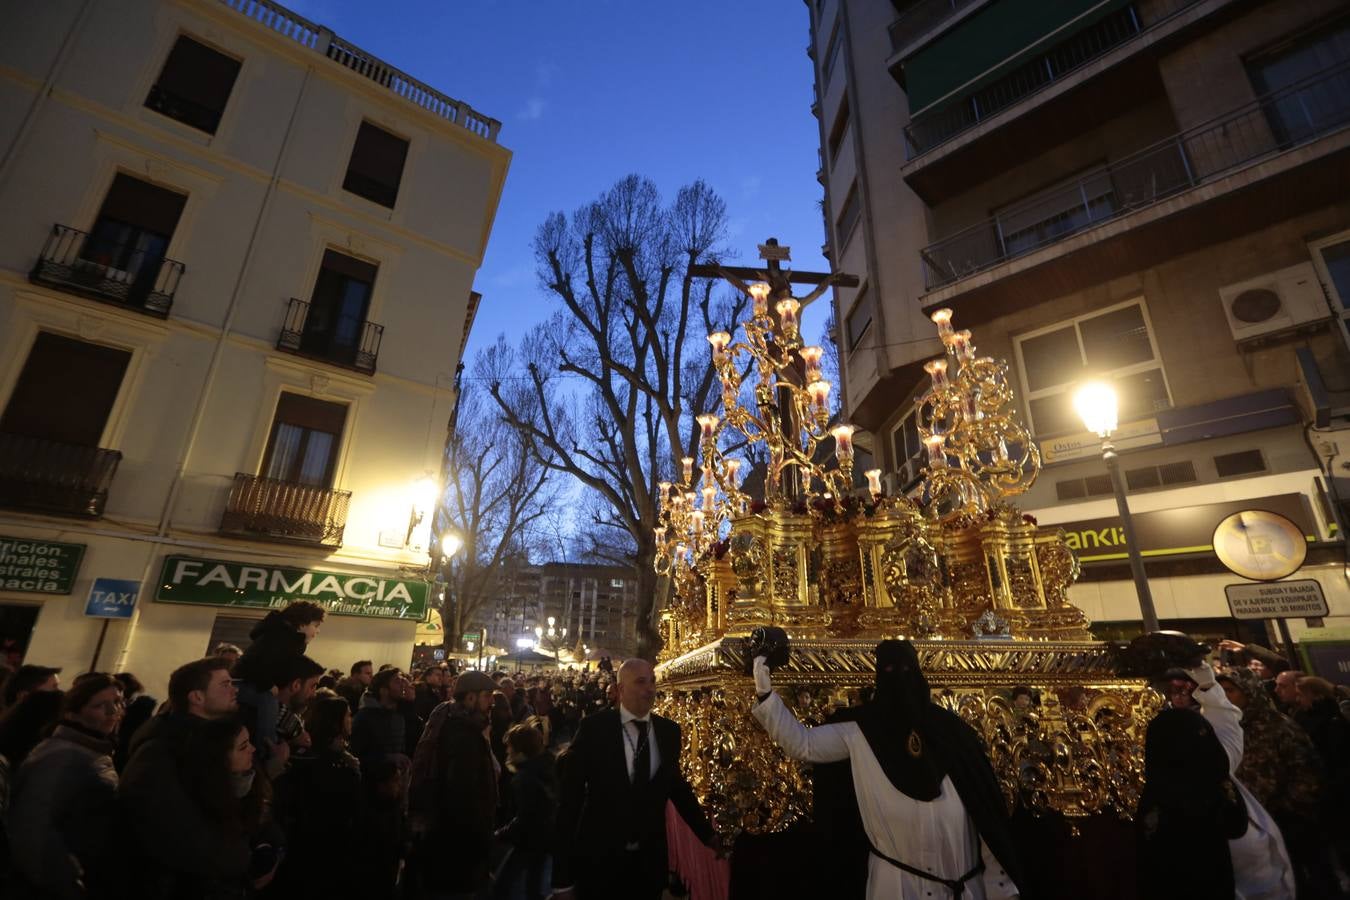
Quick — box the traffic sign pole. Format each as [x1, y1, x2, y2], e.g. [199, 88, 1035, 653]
[89, 620, 110, 673]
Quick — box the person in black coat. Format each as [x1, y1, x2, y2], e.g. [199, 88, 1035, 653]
[270, 692, 363, 899]
[551, 658, 714, 900]
[494, 722, 558, 900]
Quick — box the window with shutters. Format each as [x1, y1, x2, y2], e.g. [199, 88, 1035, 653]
[303, 250, 378, 365]
[260, 393, 349, 488]
[836, 182, 861, 249]
[145, 36, 242, 134]
[1013, 300, 1171, 436]
[1, 333, 130, 447]
[82, 174, 187, 286]
[343, 122, 410, 208]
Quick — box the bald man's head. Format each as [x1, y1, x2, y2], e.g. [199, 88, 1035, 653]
[618, 658, 656, 718]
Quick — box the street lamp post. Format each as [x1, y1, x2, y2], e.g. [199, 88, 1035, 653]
[1073, 382, 1160, 634]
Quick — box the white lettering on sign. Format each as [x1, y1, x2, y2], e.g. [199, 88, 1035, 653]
[1224, 579, 1329, 620]
[92, 590, 137, 606]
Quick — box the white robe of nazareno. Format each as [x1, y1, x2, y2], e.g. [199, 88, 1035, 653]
[1189, 683, 1296, 900]
[753, 692, 1019, 899]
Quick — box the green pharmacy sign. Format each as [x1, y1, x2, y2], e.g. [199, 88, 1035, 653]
[156, 555, 429, 621]
[0, 535, 85, 595]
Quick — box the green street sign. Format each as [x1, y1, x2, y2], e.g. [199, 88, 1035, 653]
[0, 535, 85, 595]
[156, 555, 429, 621]
[462, 632, 480, 642]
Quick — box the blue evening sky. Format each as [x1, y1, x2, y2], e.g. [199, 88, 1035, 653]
[284, 0, 832, 359]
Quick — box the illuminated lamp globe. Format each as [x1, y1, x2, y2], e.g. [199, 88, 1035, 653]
[1073, 382, 1119, 438]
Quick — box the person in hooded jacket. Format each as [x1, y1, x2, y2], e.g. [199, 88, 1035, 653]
[752, 639, 1023, 899]
[232, 601, 325, 769]
[270, 692, 362, 899]
[1138, 662, 1295, 900]
[1217, 666, 1339, 897]
[7, 673, 122, 899]
[493, 721, 558, 900]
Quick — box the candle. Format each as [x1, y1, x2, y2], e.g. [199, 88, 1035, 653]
[702, 485, 716, 510]
[658, 481, 671, 505]
[924, 358, 949, 388]
[696, 413, 719, 443]
[924, 434, 948, 468]
[749, 282, 770, 317]
[707, 331, 731, 365]
[930, 307, 955, 340]
[725, 458, 741, 487]
[776, 298, 801, 337]
[806, 379, 832, 415]
[865, 468, 883, 497]
[681, 456, 694, 484]
[691, 510, 704, 535]
[995, 438, 1009, 463]
[654, 525, 667, 544]
[831, 424, 856, 462]
[962, 391, 983, 422]
[799, 345, 825, 382]
[952, 330, 975, 362]
[684, 492, 697, 508]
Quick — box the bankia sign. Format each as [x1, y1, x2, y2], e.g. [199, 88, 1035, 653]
[155, 555, 428, 621]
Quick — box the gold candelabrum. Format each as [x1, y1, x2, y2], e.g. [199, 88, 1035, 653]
[652, 293, 1155, 840]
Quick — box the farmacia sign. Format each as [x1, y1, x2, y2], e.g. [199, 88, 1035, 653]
[156, 555, 428, 620]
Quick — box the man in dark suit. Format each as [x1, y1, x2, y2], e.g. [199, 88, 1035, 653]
[552, 658, 715, 899]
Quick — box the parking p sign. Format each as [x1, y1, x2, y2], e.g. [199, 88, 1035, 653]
[85, 578, 141, 619]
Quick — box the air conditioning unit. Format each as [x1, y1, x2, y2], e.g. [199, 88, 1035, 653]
[885, 460, 922, 496]
[1219, 262, 1330, 343]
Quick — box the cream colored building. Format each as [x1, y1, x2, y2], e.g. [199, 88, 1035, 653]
[0, 0, 509, 694]
[808, 0, 1350, 651]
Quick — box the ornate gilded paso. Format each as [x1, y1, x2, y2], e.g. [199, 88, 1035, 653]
[650, 277, 1149, 836]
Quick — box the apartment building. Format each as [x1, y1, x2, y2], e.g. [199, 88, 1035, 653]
[808, 0, 1350, 644]
[468, 562, 640, 660]
[0, 0, 509, 692]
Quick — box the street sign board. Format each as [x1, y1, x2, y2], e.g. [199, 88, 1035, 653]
[85, 578, 141, 619]
[1224, 579, 1328, 620]
[155, 555, 429, 620]
[462, 632, 481, 642]
[0, 535, 85, 595]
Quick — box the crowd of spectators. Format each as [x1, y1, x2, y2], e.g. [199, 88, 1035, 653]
[0, 605, 1347, 899]
[0, 602, 624, 899]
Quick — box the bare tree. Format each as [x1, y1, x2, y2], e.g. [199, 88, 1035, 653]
[487, 175, 747, 659]
[435, 339, 557, 651]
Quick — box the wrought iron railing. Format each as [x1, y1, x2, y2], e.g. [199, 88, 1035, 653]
[276, 297, 383, 374]
[220, 472, 350, 546]
[145, 83, 228, 134]
[888, 0, 983, 54]
[904, 0, 1201, 158]
[30, 224, 184, 316]
[919, 60, 1350, 290]
[0, 433, 122, 518]
[218, 0, 501, 141]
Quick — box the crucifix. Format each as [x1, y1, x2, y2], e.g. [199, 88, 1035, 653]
[690, 238, 859, 502]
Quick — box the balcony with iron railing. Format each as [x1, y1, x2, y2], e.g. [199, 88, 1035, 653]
[919, 60, 1350, 293]
[30, 224, 185, 317]
[276, 297, 384, 375]
[0, 433, 122, 518]
[220, 472, 350, 547]
[219, 0, 500, 142]
[903, 0, 1203, 161]
[888, 0, 984, 57]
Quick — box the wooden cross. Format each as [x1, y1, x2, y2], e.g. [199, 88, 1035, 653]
[688, 237, 859, 310]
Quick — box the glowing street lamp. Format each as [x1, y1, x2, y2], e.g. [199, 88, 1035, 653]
[1072, 381, 1159, 633]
